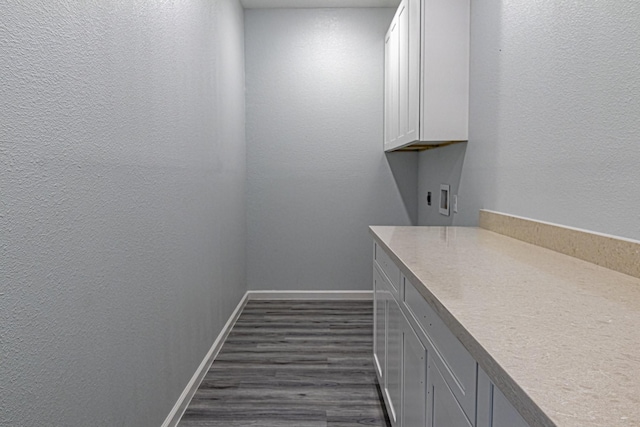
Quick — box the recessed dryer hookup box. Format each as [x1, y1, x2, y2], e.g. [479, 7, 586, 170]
[440, 184, 450, 216]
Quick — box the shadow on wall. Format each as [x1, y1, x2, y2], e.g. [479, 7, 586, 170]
[386, 151, 419, 226]
[397, 0, 505, 228]
[413, 0, 505, 228]
[417, 142, 468, 226]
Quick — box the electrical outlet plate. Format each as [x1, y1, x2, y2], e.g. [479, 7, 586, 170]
[439, 184, 450, 216]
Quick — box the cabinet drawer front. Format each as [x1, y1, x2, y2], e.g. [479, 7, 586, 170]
[374, 242, 400, 295]
[404, 277, 476, 422]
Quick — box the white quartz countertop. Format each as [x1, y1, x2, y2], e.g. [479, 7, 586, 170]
[369, 226, 640, 427]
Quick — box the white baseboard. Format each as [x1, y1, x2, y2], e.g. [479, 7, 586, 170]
[161, 292, 248, 427]
[246, 290, 373, 300]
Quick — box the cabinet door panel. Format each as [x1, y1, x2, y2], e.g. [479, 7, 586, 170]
[384, 29, 393, 146]
[384, 14, 400, 148]
[398, 0, 408, 141]
[373, 265, 386, 380]
[427, 360, 472, 427]
[386, 296, 403, 426]
[397, 0, 419, 146]
[477, 367, 530, 427]
[420, 0, 470, 141]
[402, 318, 427, 427]
[493, 386, 529, 427]
[407, 0, 420, 140]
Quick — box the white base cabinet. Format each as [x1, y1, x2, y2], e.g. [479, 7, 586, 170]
[373, 241, 531, 427]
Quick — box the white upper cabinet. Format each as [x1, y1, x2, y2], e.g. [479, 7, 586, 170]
[384, 0, 470, 152]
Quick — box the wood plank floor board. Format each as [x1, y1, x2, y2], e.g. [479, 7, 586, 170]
[228, 328, 371, 336]
[188, 390, 387, 407]
[223, 338, 374, 347]
[196, 377, 379, 389]
[178, 300, 391, 427]
[218, 348, 372, 355]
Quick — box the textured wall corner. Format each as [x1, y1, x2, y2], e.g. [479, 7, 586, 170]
[0, 1, 246, 425]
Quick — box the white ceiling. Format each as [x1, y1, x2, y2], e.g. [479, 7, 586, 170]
[241, 0, 400, 8]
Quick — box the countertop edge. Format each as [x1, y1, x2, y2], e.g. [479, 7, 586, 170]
[368, 226, 556, 427]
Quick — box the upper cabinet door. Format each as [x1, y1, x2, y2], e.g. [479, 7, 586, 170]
[397, 0, 420, 147]
[384, 16, 400, 148]
[384, 0, 470, 152]
[420, 0, 470, 142]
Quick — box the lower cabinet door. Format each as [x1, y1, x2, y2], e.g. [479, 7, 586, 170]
[492, 387, 529, 427]
[427, 358, 472, 427]
[477, 367, 529, 427]
[373, 266, 386, 380]
[386, 296, 403, 427]
[402, 317, 427, 427]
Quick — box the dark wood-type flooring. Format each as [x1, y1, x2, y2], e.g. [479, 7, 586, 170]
[178, 300, 391, 427]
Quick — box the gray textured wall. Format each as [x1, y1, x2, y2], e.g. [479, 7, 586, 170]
[0, 1, 246, 425]
[245, 8, 417, 291]
[417, 0, 640, 241]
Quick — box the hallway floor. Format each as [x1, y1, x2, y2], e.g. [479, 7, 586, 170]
[178, 299, 391, 426]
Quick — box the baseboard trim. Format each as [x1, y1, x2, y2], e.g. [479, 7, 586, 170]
[161, 292, 249, 427]
[246, 290, 373, 300]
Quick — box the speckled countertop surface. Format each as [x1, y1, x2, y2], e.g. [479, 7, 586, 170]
[369, 226, 640, 427]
